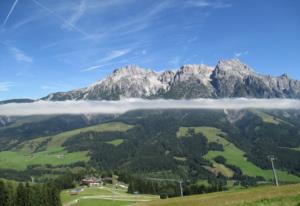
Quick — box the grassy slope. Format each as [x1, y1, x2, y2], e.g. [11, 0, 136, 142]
[0, 147, 88, 170]
[106, 139, 124, 146]
[0, 115, 55, 131]
[137, 184, 300, 206]
[0, 122, 134, 170]
[251, 110, 293, 126]
[47, 122, 134, 147]
[177, 127, 300, 182]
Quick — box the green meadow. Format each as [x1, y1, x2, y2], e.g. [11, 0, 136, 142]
[177, 126, 300, 182]
[0, 122, 134, 170]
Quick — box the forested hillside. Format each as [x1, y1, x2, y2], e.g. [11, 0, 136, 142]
[0, 109, 300, 196]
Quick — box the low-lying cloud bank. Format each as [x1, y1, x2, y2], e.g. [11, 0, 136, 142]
[1, 98, 300, 116]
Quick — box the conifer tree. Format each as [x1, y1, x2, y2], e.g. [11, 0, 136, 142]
[0, 180, 9, 206]
[16, 183, 26, 206]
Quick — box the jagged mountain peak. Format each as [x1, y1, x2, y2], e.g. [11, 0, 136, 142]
[280, 73, 289, 79]
[180, 64, 214, 74]
[174, 64, 214, 85]
[216, 58, 254, 76]
[112, 65, 154, 76]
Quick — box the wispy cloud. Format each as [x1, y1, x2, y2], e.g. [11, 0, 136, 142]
[0, 99, 300, 116]
[11, 16, 40, 30]
[0, 82, 14, 92]
[10, 47, 33, 63]
[185, 0, 232, 9]
[62, 0, 86, 30]
[96, 49, 131, 63]
[41, 83, 73, 91]
[234, 51, 249, 58]
[31, 0, 89, 37]
[169, 57, 181, 67]
[41, 85, 58, 90]
[82, 49, 131, 71]
[2, 0, 19, 27]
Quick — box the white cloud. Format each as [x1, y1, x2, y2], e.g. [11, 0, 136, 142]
[10, 47, 33, 63]
[0, 82, 14, 92]
[234, 51, 249, 57]
[0, 98, 299, 116]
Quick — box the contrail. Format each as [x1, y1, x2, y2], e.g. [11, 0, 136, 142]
[31, 0, 89, 37]
[2, 0, 19, 27]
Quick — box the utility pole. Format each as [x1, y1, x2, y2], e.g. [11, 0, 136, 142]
[179, 180, 183, 197]
[268, 155, 279, 186]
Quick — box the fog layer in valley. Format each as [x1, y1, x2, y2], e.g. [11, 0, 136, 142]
[1, 98, 300, 116]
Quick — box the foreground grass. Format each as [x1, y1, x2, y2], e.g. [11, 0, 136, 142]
[137, 184, 300, 206]
[177, 127, 300, 182]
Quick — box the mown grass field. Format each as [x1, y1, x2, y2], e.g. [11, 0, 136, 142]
[61, 185, 159, 206]
[74, 199, 133, 206]
[177, 126, 300, 182]
[0, 122, 134, 170]
[137, 184, 300, 206]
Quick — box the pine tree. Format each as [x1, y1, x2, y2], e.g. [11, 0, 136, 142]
[24, 182, 32, 206]
[46, 183, 61, 206]
[0, 180, 9, 206]
[16, 183, 25, 206]
[6, 182, 15, 206]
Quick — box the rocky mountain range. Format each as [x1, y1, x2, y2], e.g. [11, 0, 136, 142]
[42, 59, 300, 101]
[1, 59, 297, 102]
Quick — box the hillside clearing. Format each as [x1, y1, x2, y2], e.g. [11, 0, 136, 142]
[0, 146, 88, 170]
[0, 122, 134, 170]
[177, 126, 300, 182]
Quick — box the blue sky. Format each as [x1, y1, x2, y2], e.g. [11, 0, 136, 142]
[0, 0, 299, 100]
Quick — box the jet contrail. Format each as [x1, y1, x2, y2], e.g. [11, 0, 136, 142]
[31, 0, 89, 37]
[2, 0, 19, 27]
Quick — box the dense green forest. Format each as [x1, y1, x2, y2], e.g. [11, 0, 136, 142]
[0, 180, 61, 206]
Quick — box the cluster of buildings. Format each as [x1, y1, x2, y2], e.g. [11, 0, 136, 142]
[68, 176, 114, 195]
